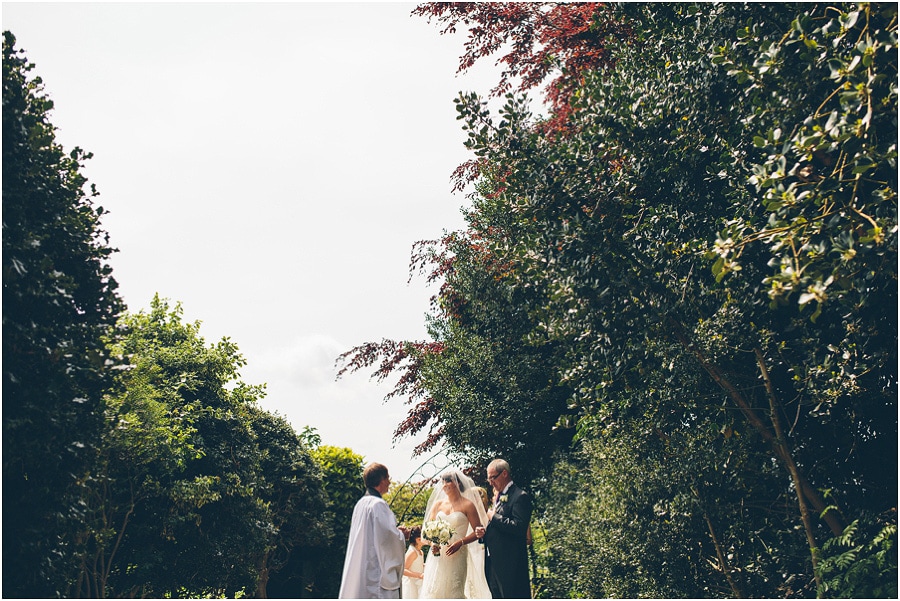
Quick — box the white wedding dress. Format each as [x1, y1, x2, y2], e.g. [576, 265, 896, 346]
[421, 511, 470, 598]
[419, 471, 492, 599]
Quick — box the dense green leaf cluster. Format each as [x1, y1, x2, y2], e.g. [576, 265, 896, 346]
[72, 297, 332, 598]
[817, 515, 897, 598]
[3, 31, 124, 598]
[306, 445, 365, 598]
[403, 2, 895, 597]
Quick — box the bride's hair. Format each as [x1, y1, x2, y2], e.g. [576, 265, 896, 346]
[440, 471, 469, 492]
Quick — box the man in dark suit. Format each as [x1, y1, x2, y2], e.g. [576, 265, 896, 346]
[475, 459, 532, 598]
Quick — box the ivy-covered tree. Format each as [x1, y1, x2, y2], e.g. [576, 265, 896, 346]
[2, 31, 123, 597]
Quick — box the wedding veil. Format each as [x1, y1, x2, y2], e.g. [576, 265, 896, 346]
[421, 469, 493, 599]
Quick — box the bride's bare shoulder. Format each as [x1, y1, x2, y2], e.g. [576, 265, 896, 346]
[459, 496, 477, 513]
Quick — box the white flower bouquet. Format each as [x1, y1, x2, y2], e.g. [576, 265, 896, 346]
[422, 517, 455, 554]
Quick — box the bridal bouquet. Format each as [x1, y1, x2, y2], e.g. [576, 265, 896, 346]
[422, 517, 455, 554]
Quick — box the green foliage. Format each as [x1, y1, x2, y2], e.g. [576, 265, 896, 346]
[416, 315, 573, 484]
[2, 31, 124, 597]
[311, 445, 366, 533]
[2, 33, 335, 597]
[817, 514, 898, 598]
[308, 445, 365, 598]
[246, 409, 332, 598]
[711, 4, 897, 322]
[298, 424, 323, 449]
[412, 2, 895, 598]
[71, 297, 330, 598]
[78, 297, 261, 596]
[539, 410, 813, 598]
[385, 479, 432, 528]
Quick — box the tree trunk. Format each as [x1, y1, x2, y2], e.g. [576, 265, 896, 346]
[702, 508, 745, 598]
[255, 555, 270, 599]
[668, 317, 845, 537]
[755, 347, 824, 594]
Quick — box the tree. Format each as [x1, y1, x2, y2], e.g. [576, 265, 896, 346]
[308, 445, 365, 598]
[73, 315, 199, 597]
[338, 204, 574, 483]
[247, 409, 331, 599]
[442, 3, 896, 596]
[2, 31, 123, 597]
[74, 297, 330, 598]
[103, 297, 272, 596]
[412, 2, 627, 130]
[347, 2, 896, 596]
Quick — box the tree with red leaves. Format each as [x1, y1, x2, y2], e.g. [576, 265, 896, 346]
[340, 3, 897, 597]
[412, 2, 630, 129]
[337, 3, 627, 473]
[336, 338, 446, 456]
[337, 183, 574, 483]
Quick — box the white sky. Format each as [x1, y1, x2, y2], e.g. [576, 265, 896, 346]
[2, 2, 511, 480]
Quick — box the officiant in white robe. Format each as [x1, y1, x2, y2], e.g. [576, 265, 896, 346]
[339, 463, 408, 599]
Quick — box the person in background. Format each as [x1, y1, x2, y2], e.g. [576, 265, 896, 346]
[339, 463, 409, 599]
[476, 486, 491, 512]
[402, 526, 425, 598]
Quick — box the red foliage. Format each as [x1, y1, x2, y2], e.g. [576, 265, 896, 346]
[339, 4, 631, 456]
[337, 339, 443, 398]
[412, 2, 630, 129]
[409, 219, 515, 325]
[394, 396, 445, 455]
[450, 158, 488, 194]
[336, 338, 446, 454]
[338, 219, 515, 455]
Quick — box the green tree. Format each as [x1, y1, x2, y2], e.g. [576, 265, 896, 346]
[350, 2, 895, 597]
[2, 31, 123, 597]
[73, 319, 199, 597]
[247, 409, 331, 599]
[76, 297, 330, 598]
[443, 3, 896, 596]
[412, 224, 576, 483]
[339, 222, 574, 484]
[308, 445, 365, 598]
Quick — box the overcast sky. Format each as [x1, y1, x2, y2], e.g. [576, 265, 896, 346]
[2, 2, 512, 480]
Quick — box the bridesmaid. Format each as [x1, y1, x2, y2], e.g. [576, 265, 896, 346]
[402, 526, 425, 598]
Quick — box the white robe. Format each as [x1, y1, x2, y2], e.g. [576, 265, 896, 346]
[339, 493, 406, 599]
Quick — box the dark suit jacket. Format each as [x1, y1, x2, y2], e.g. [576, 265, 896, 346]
[483, 483, 532, 598]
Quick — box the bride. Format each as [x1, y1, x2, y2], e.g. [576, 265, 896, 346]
[420, 470, 492, 599]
